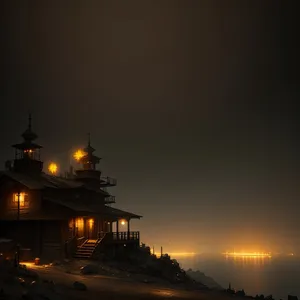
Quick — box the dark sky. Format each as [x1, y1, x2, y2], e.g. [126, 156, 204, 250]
[1, 1, 299, 253]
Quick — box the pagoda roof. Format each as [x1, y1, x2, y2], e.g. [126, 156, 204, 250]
[80, 154, 101, 164]
[14, 114, 40, 145]
[12, 141, 43, 150]
[84, 144, 96, 153]
[21, 128, 38, 141]
[78, 133, 102, 165]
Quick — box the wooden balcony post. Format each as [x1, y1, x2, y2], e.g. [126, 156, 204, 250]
[116, 220, 119, 240]
[127, 219, 130, 240]
[73, 218, 76, 237]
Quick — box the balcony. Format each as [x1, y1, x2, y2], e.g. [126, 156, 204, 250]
[105, 231, 140, 243]
[100, 176, 117, 187]
[104, 195, 116, 204]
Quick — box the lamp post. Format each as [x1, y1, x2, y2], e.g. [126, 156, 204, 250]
[15, 192, 20, 267]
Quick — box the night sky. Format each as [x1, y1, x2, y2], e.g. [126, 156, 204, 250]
[1, 1, 299, 254]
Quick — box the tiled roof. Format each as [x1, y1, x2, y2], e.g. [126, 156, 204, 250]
[0, 171, 85, 189]
[102, 206, 142, 219]
[0, 171, 44, 189]
[43, 197, 94, 213]
[42, 173, 84, 189]
[44, 197, 142, 219]
[0, 170, 142, 219]
[0, 171, 112, 194]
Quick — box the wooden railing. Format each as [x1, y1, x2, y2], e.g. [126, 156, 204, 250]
[100, 176, 117, 187]
[97, 231, 107, 239]
[76, 237, 87, 247]
[104, 195, 116, 204]
[107, 231, 139, 241]
[66, 236, 78, 258]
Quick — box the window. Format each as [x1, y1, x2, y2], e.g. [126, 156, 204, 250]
[75, 218, 84, 237]
[12, 193, 29, 208]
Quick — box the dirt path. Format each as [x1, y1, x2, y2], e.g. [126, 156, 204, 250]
[28, 265, 246, 300]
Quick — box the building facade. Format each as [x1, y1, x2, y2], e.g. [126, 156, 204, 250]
[0, 115, 141, 261]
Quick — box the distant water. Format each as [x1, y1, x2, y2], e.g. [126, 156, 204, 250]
[173, 254, 300, 300]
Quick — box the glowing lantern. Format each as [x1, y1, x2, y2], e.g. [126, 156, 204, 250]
[120, 220, 126, 225]
[73, 149, 86, 161]
[48, 162, 58, 175]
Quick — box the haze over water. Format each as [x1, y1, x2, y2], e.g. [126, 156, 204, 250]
[174, 253, 300, 300]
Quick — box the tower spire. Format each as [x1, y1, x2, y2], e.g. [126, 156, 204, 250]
[88, 132, 91, 147]
[75, 133, 102, 187]
[28, 113, 32, 130]
[11, 113, 43, 173]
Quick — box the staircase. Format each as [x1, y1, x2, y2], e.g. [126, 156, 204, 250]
[74, 238, 103, 259]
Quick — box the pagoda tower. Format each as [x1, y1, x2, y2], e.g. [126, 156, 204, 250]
[75, 133, 102, 188]
[11, 114, 43, 173]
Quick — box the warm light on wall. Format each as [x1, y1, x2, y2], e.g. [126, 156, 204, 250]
[88, 218, 94, 229]
[73, 149, 86, 161]
[75, 218, 84, 230]
[48, 162, 58, 175]
[13, 193, 27, 207]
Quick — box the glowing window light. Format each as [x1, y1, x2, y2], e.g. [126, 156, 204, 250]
[75, 218, 84, 230]
[48, 162, 58, 175]
[88, 218, 94, 229]
[24, 149, 33, 153]
[13, 193, 28, 207]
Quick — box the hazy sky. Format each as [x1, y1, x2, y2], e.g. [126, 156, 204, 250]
[1, 1, 299, 253]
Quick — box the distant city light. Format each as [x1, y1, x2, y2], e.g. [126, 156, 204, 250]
[222, 252, 271, 258]
[48, 162, 58, 175]
[73, 149, 86, 161]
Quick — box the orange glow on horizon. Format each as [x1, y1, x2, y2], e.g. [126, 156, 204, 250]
[73, 149, 86, 161]
[222, 251, 272, 258]
[167, 252, 196, 257]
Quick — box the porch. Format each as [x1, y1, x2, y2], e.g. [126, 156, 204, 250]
[107, 231, 140, 242]
[71, 231, 140, 259]
[69, 217, 139, 240]
[68, 216, 140, 259]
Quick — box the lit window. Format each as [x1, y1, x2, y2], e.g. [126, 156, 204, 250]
[75, 218, 84, 230]
[13, 193, 28, 208]
[75, 218, 84, 237]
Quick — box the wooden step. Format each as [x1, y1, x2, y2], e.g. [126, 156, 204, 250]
[75, 250, 92, 253]
[74, 238, 103, 259]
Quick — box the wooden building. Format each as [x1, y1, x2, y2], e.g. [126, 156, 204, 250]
[0, 115, 141, 260]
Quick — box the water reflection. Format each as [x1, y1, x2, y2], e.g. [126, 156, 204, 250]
[224, 254, 272, 267]
[175, 254, 299, 300]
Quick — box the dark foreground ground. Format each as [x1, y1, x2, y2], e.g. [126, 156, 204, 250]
[16, 262, 251, 300]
